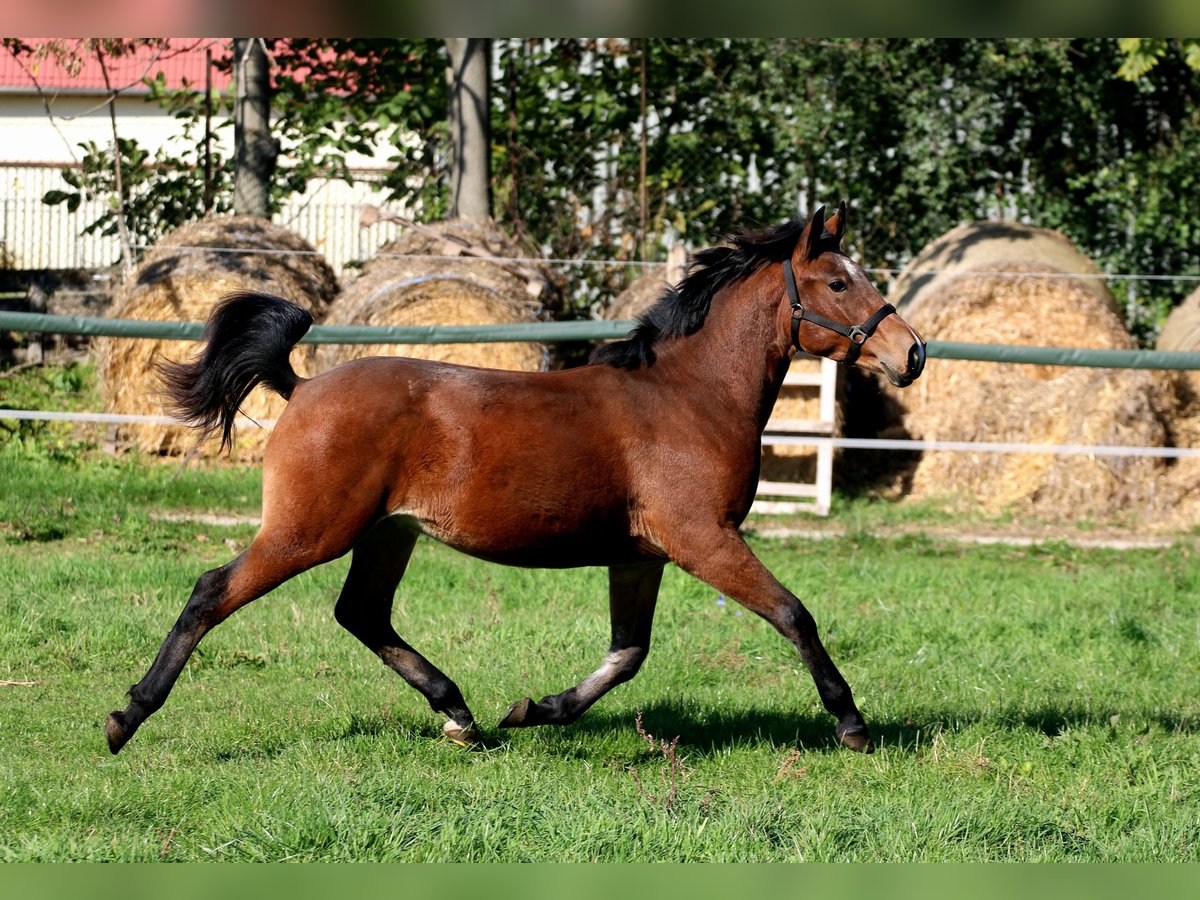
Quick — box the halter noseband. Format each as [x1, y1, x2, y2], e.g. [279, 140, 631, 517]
[782, 258, 896, 367]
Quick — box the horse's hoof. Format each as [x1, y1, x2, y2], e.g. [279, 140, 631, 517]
[105, 711, 130, 755]
[498, 697, 534, 728]
[442, 720, 479, 747]
[837, 726, 875, 754]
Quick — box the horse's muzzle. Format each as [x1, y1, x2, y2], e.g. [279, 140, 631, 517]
[909, 339, 926, 380]
[883, 339, 926, 388]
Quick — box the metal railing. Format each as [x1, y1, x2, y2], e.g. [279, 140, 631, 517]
[4, 310, 1200, 369]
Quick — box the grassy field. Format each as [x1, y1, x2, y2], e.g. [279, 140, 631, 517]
[1, 362, 1197, 861]
[2, 446, 1199, 862]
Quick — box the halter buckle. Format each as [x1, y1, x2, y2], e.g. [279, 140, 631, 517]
[848, 324, 868, 344]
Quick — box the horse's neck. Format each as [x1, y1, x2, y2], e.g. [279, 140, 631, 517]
[652, 278, 793, 433]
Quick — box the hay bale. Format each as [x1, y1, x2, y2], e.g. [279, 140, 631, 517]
[96, 216, 338, 458]
[1151, 286, 1200, 527]
[890, 220, 1117, 316]
[885, 258, 1173, 521]
[606, 246, 688, 322]
[607, 271, 671, 322]
[315, 220, 549, 373]
[1157, 284, 1200, 354]
[1155, 284, 1200, 430]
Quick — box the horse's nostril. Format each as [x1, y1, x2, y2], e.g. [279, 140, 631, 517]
[909, 341, 927, 378]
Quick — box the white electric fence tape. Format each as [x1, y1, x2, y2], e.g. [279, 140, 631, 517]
[7, 408, 1200, 458]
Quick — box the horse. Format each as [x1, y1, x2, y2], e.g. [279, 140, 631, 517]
[104, 202, 926, 756]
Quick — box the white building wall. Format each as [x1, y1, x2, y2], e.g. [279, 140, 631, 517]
[0, 94, 210, 163]
[0, 93, 409, 274]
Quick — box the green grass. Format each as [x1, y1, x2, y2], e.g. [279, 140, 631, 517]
[1, 454, 1198, 862]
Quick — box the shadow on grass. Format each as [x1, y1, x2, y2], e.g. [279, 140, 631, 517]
[1014, 708, 1198, 738]
[205, 703, 1200, 761]
[516, 702, 1200, 758]
[565, 703, 853, 753]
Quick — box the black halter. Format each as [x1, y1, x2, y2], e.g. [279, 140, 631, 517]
[782, 258, 896, 367]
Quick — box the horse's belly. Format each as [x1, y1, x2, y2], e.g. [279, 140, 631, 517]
[390, 507, 657, 569]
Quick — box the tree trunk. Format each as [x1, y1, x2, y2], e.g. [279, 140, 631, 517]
[95, 45, 134, 281]
[233, 38, 277, 218]
[445, 38, 492, 221]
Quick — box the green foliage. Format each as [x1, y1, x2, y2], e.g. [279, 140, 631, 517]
[0, 363, 100, 464]
[23, 38, 1200, 339]
[41, 131, 231, 253]
[266, 39, 448, 216]
[1118, 38, 1200, 80]
[488, 39, 1200, 334]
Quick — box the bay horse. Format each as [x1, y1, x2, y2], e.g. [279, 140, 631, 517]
[105, 203, 925, 756]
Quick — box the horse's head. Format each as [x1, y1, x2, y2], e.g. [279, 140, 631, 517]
[783, 203, 925, 387]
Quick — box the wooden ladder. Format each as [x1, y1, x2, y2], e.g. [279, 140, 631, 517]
[753, 356, 838, 516]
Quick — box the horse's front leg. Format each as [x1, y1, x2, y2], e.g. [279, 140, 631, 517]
[499, 560, 664, 728]
[668, 525, 873, 752]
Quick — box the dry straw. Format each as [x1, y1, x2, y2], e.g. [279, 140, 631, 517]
[884, 222, 1174, 522]
[314, 219, 551, 374]
[1156, 283, 1200, 434]
[96, 216, 338, 459]
[1153, 285, 1200, 525]
[605, 246, 688, 323]
[889, 220, 1118, 314]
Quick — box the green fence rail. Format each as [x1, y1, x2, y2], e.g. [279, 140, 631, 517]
[4, 310, 1200, 370]
[0, 311, 632, 345]
[922, 341, 1200, 370]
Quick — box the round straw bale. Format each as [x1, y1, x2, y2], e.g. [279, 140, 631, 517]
[607, 269, 672, 322]
[1157, 284, 1200, 354]
[371, 217, 558, 312]
[883, 262, 1174, 521]
[890, 220, 1118, 317]
[605, 246, 689, 322]
[1155, 283, 1200, 429]
[1151, 285, 1200, 526]
[315, 220, 551, 374]
[96, 216, 338, 459]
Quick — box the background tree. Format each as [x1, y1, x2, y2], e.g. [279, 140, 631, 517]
[444, 38, 492, 220]
[5, 38, 177, 275]
[24, 38, 1200, 342]
[488, 39, 1200, 337]
[232, 38, 277, 218]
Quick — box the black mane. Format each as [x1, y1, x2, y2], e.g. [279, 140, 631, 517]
[590, 219, 807, 369]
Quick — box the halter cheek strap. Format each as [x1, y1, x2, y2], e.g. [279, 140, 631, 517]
[782, 258, 896, 367]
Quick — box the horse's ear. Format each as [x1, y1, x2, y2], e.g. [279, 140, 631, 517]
[803, 205, 827, 260]
[826, 200, 847, 245]
[803, 202, 847, 259]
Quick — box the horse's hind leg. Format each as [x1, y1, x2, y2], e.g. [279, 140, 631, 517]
[334, 517, 478, 744]
[499, 560, 664, 729]
[105, 536, 325, 754]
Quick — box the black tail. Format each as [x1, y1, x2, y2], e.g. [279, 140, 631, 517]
[157, 292, 313, 452]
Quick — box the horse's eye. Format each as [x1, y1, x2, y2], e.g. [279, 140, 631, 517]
[829, 279, 848, 293]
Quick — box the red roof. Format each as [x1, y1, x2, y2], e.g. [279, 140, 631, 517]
[0, 39, 232, 93]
